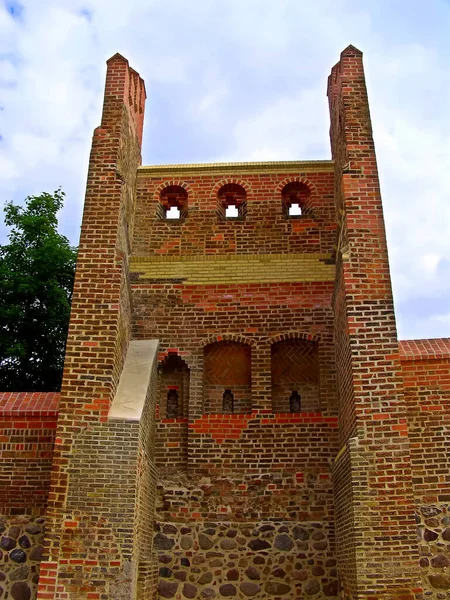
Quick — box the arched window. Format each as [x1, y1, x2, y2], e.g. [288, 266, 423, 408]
[158, 353, 190, 418]
[271, 339, 319, 413]
[217, 183, 247, 220]
[281, 182, 311, 218]
[159, 185, 188, 220]
[203, 341, 251, 413]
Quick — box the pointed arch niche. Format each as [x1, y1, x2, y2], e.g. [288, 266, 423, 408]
[203, 341, 251, 414]
[271, 338, 320, 413]
[158, 353, 190, 419]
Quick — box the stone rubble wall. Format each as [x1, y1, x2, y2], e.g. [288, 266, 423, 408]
[0, 515, 45, 600]
[154, 521, 338, 599]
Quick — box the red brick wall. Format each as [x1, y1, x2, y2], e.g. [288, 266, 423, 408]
[36, 55, 150, 600]
[328, 46, 422, 598]
[0, 392, 58, 512]
[133, 172, 335, 257]
[0, 393, 59, 600]
[132, 162, 340, 596]
[400, 339, 450, 597]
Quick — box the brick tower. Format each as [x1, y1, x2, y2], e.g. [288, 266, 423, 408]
[2, 46, 450, 600]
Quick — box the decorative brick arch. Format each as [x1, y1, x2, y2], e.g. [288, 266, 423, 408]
[153, 180, 195, 202]
[212, 178, 253, 197]
[276, 177, 318, 218]
[200, 333, 256, 348]
[264, 331, 321, 345]
[275, 176, 317, 198]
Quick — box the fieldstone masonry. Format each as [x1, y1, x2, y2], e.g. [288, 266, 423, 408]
[1, 47, 449, 599]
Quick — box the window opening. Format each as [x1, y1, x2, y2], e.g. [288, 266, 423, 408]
[222, 389, 234, 413]
[217, 183, 247, 220]
[288, 203, 302, 217]
[166, 205, 181, 219]
[281, 182, 310, 218]
[159, 185, 188, 220]
[225, 204, 239, 218]
[289, 390, 301, 413]
[166, 389, 179, 418]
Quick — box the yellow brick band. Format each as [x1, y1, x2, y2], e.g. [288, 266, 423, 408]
[137, 159, 333, 177]
[130, 253, 335, 285]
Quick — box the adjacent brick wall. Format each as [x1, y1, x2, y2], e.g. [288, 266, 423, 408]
[400, 339, 450, 598]
[36, 54, 150, 599]
[0, 393, 59, 600]
[328, 46, 422, 598]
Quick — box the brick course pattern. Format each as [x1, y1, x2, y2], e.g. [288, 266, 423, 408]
[0, 46, 449, 600]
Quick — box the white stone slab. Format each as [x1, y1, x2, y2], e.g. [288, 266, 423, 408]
[108, 339, 159, 421]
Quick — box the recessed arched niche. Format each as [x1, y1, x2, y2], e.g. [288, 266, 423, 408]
[158, 185, 188, 220]
[158, 353, 190, 418]
[271, 339, 320, 413]
[203, 341, 251, 414]
[217, 183, 247, 220]
[281, 181, 311, 218]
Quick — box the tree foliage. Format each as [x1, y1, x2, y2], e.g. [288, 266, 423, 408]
[0, 190, 77, 391]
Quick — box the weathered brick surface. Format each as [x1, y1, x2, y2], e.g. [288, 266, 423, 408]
[328, 46, 422, 598]
[400, 341, 450, 598]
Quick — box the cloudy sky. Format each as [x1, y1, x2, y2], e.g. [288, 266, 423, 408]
[1, 0, 449, 341]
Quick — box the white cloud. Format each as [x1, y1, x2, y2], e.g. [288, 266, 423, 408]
[0, 0, 450, 340]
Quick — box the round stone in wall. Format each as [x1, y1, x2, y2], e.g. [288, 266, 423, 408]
[220, 538, 236, 550]
[274, 534, 293, 551]
[248, 539, 270, 551]
[421, 506, 441, 517]
[154, 534, 175, 550]
[198, 534, 214, 550]
[304, 580, 320, 595]
[182, 583, 197, 598]
[11, 582, 31, 600]
[442, 528, 450, 541]
[198, 573, 212, 585]
[293, 526, 309, 541]
[10, 566, 30, 582]
[18, 536, 31, 549]
[10, 549, 27, 563]
[219, 584, 236, 596]
[29, 546, 43, 562]
[158, 580, 179, 598]
[245, 567, 260, 580]
[8, 527, 20, 539]
[181, 536, 193, 550]
[24, 524, 40, 535]
[0, 537, 16, 550]
[429, 574, 450, 590]
[163, 524, 177, 535]
[424, 529, 439, 542]
[265, 582, 291, 595]
[432, 554, 450, 568]
[201, 588, 216, 598]
[239, 582, 261, 597]
[312, 540, 327, 551]
[159, 567, 173, 578]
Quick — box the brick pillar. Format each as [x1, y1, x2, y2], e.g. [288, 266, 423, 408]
[37, 55, 149, 599]
[328, 46, 422, 599]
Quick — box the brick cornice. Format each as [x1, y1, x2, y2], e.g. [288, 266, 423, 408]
[137, 159, 334, 177]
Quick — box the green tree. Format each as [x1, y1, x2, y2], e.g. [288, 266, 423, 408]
[0, 189, 77, 391]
